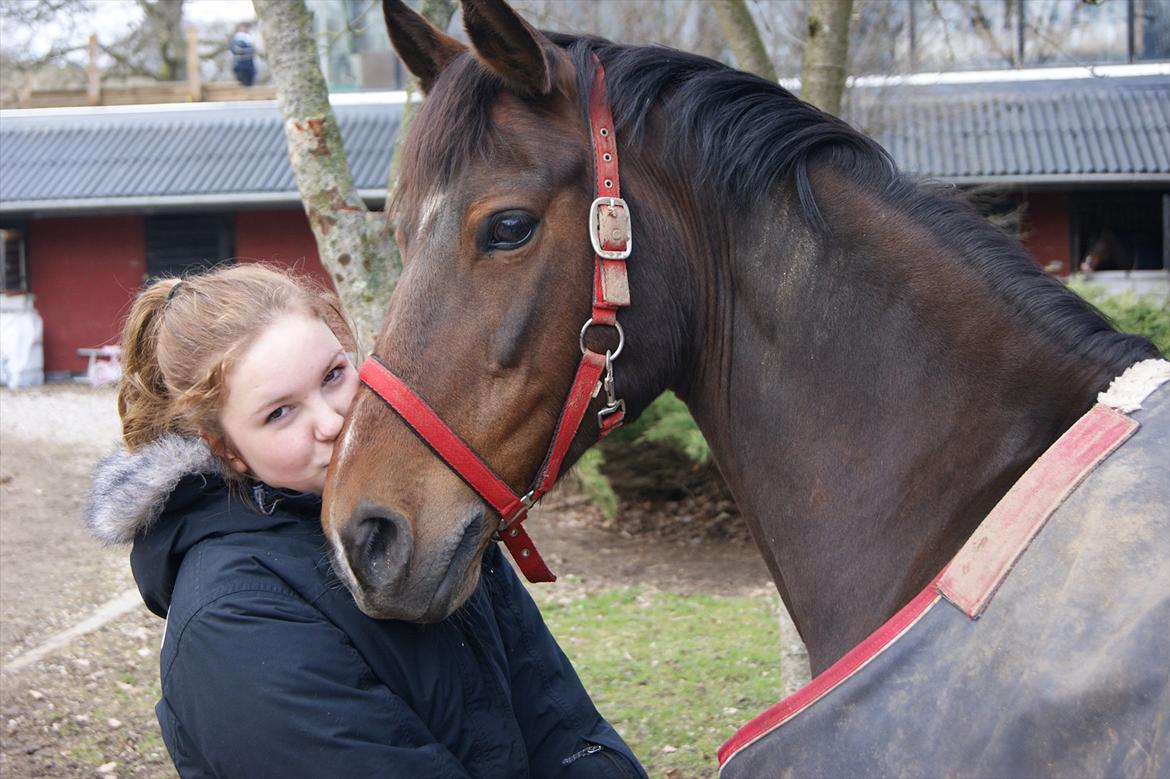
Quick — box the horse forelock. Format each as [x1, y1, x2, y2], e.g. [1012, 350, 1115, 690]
[390, 50, 579, 230]
[391, 53, 502, 224]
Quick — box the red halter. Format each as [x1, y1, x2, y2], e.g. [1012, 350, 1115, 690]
[359, 57, 631, 583]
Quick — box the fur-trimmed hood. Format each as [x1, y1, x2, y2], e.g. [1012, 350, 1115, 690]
[86, 434, 223, 545]
[87, 433, 322, 618]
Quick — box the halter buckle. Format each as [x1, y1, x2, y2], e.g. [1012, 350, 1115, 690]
[589, 197, 632, 260]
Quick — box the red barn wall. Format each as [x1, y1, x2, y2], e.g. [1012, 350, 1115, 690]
[28, 209, 336, 377]
[1021, 192, 1071, 275]
[29, 215, 146, 374]
[235, 209, 334, 290]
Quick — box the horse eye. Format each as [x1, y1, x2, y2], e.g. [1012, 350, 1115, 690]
[485, 211, 537, 252]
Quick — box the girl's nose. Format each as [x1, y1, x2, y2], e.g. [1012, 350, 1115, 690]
[315, 402, 345, 442]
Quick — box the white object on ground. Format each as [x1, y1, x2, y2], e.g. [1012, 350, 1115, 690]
[0, 294, 44, 389]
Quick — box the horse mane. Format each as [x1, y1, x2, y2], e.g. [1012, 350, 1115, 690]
[552, 33, 893, 230]
[394, 33, 1160, 371]
[552, 34, 1159, 371]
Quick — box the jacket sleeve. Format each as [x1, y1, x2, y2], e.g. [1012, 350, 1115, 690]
[485, 548, 649, 779]
[159, 588, 471, 779]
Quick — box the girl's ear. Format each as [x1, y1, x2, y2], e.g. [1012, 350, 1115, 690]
[203, 433, 249, 475]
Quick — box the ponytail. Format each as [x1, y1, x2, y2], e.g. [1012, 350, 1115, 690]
[117, 279, 182, 450]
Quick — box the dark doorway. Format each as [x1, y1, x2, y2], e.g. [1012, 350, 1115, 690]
[145, 213, 235, 279]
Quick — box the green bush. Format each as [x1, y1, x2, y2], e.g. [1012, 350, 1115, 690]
[571, 392, 708, 522]
[573, 448, 619, 520]
[1069, 283, 1170, 355]
[604, 390, 710, 464]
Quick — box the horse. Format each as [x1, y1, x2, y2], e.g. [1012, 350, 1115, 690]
[322, 0, 1170, 774]
[1081, 228, 1135, 273]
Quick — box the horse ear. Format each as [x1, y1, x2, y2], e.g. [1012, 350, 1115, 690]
[382, 0, 467, 93]
[460, 0, 556, 96]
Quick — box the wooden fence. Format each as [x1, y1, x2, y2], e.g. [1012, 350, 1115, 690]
[19, 29, 277, 109]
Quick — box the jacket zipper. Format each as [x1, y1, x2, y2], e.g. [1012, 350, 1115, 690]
[561, 744, 603, 766]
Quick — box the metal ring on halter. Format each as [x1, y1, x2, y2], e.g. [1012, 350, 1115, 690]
[579, 318, 624, 360]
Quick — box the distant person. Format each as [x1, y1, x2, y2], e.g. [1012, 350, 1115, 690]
[229, 22, 256, 87]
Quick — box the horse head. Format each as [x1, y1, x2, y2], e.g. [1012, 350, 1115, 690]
[322, 0, 684, 620]
[1080, 229, 1132, 273]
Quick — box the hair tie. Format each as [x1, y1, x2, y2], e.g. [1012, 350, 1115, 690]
[167, 281, 184, 302]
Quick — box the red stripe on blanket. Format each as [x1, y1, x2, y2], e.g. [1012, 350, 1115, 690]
[717, 575, 943, 769]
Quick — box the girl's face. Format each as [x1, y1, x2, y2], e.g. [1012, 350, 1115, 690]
[216, 312, 359, 494]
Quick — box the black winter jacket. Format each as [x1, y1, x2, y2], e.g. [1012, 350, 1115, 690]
[87, 435, 646, 779]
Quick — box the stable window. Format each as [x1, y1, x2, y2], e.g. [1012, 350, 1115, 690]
[144, 213, 235, 279]
[1071, 191, 1168, 273]
[1, 226, 28, 293]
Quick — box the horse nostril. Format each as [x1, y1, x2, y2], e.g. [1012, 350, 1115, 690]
[340, 508, 412, 592]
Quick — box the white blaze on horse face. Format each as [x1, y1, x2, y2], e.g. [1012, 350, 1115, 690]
[334, 414, 359, 470]
[416, 190, 448, 244]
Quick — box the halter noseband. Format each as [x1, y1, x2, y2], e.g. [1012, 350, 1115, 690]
[359, 56, 632, 583]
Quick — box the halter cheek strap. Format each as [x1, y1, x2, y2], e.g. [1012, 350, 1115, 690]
[359, 56, 631, 583]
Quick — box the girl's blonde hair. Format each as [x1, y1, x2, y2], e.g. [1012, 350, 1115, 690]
[118, 264, 355, 460]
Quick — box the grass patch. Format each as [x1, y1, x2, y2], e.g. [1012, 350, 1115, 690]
[534, 588, 783, 778]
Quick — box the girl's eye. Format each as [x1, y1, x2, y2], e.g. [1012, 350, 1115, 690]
[265, 406, 290, 424]
[324, 365, 344, 384]
[485, 211, 537, 252]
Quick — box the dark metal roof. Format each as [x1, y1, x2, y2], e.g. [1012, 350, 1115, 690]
[0, 71, 1166, 215]
[851, 74, 1170, 184]
[0, 99, 401, 213]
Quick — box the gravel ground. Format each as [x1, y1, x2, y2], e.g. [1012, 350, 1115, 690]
[1, 385, 168, 778]
[0, 385, 122, 452]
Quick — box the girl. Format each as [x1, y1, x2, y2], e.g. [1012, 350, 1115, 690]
[87, 264, 645, 779]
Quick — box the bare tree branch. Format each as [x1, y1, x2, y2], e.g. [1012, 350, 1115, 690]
[955, 0, 1013, 65]
[5, 43, 89, 71]
[98, 44, 162, 79]
[0, 0, 94, 27]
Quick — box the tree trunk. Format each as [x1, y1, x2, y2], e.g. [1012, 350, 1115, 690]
[708, 0, 777, 81]
[800, 0, 853, 116]
[139, 0, 186, 81]
[253, 0, 395, 352]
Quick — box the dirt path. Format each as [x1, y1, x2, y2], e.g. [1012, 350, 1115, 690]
[0, 386, 807, 779]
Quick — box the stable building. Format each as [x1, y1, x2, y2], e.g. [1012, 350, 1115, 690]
[851, 64, 1170, 285]
[0, 96, 398, 378]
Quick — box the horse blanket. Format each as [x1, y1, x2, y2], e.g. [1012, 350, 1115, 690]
[720, 361, 1170, 778]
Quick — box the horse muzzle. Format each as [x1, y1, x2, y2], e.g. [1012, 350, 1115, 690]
[329, 502, 489, 622]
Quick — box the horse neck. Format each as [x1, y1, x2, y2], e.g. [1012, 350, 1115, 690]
[679, 168, 1131, 674]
